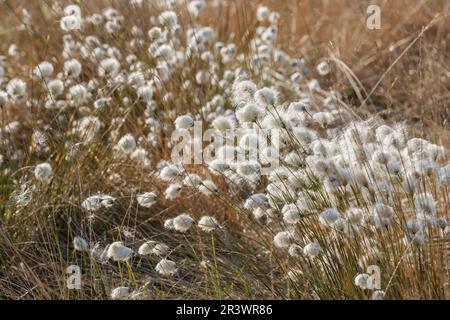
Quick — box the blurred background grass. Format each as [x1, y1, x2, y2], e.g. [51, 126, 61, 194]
[1, 0, 448, 142]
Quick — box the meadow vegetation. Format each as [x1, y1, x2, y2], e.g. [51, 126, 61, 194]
[0, 0, 448, 299]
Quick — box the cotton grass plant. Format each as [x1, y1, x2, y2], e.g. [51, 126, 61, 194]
[0, 0, 449, 300]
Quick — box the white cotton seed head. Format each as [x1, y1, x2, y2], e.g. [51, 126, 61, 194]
[367, 214, 392, 229]
[414, 192, 436, 217]
[373, 203, 394, 219]
[376, 125, 393, 142]
[303, 242, 322, 257]
[99, 58, 120, 77]
[117, 134, 136, 154]
[254, 87, 276, 106]
[0, 91, 8, 107]
[138, 241, 158, 255]
[371, 290, 385, 300]
[236, 103, 264, 123]
[386, 160, 401, 175]
[159, 11, 177, 27]
[283, 208, 301, 224]
[412, 231, 426, 246]
[82, 194, 116, 212]
[256, 6, 271, 21]
[407, 138, 429, 154]
[252, 207, 271, 221]
[312, 111, 334, 127]
[8, 44, 19, 56]
[346, 208, 364, 225]
[73, 236, 89, 252]
[403, 173, 419, 194]
[137, 192, 157, 208]
[200, 259, 211, 269]
[244, 193, 268, 210]
[308, 79, 321, 91]
[34, 162, 53, 182]
[273, 231, 292, 248]
[195, 70, 210, 85]
[288, 244, 303, 257]
[64, 59, 82, 78]
[198, 215, 220, 232]
[64, 5, 81, 18]
[436, 217, 448, 230]
[47, 79, 64, 97]
[137, 85, 153, 102]
[438, 165, 450, 186]
[239, 133, 260, 151]
[212, 116, 233, 132]
[155, 258, 177, 276]
[208, 159, 230, 173]
[164, 183, 182, 200]
[316, 61, 331, 76]
[75, 116, 102, 144]
[444, 226, 450, 237]
[406, 220, 423, 234]
[198, 180, 218, 196]
[90, 243, 109, 263]
[173, 213, 194, 232]
[319, 208, 341, 227]
[4, 121, 20, 134]
[110, 287, 130, 300]
[188, 0, 206, 17]
[236, 161, 260, 176]
[68, 84, 88, 105]
[183, 173, 203, 187]
[7, 78, 27, 99]
[148, 27, 163, 41]
[107, 241, 133, 261]
[33, 61, 54, 78]
[160, 165, 182, 181]
[128, 72, 145, 87]
[152, 243, 170, 256]
[354, 273, 370, 289]
[175, 115, 194, 130]
[130, 148, 149, 165]
[200, 51, 213, 62]
[61, 15, 80, 31]
[269, 12, 280, 24]
[164, 218, 174, 230]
